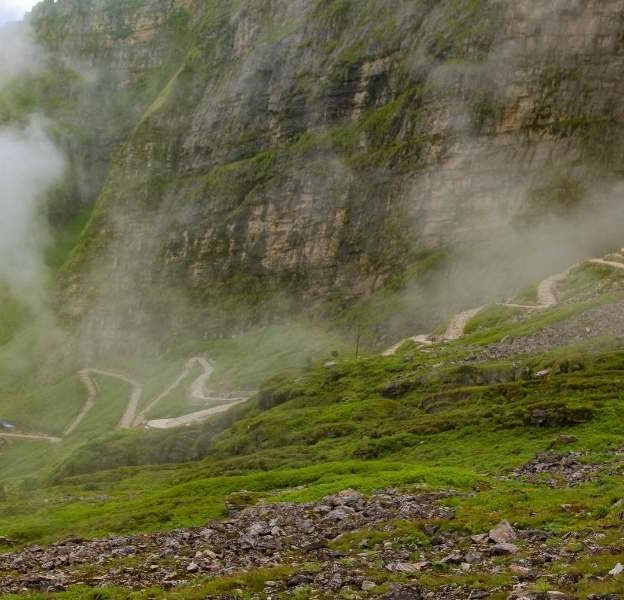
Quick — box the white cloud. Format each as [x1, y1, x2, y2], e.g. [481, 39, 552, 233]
[0, 120, 64, 304]
[0, 0, 38, 24]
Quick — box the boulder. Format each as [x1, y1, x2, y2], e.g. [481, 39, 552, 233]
[489, 520, 517, 544]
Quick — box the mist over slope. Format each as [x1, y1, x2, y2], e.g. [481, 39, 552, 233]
[2, 0, 619, 351]
[2, 3, 624, 599]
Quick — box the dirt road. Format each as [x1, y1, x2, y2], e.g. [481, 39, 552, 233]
[0, 432, 61, 443]
[383, 265, 574, 355]
[145, 399, 248, 430]
[587, 258, 624, 271]
[77, 369, 143, 430]
[133, 357, 214, 426]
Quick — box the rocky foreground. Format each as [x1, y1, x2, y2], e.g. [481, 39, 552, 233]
[0, 488, 621, 598]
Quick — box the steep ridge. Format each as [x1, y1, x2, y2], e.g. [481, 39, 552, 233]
[20, 0, 624, 342]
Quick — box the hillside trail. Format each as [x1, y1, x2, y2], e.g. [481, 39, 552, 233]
[137, 356, 252, 430]
[133, 357, 214, 427]
[144, 399, 249, 430]
[587, 257, 624, 271]
[17, 255, 624, 440]
[1, 356, 249, 442]
[0, 432, 61, 443]
[64, 370, 97, 435]
[75, 369, 144, 430]
[382, 256, 623, 356]
[442, 307, 485, 341]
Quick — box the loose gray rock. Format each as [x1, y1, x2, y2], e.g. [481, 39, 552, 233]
[491, 542, 520, 555]
[489, 520, 517, 544]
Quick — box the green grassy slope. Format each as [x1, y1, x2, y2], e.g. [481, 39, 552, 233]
[1, 334, 624, 596]
[1, 248, 624, 596]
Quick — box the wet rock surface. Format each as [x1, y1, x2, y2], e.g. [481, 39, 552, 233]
[475, 301, 624, 361]
[0, 489, 454, 595]
[509, 451, 624, 487]
[0, 488, 623, 597]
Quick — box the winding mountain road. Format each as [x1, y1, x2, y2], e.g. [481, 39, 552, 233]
[73, 369, 143, 430]
[382, 256, 623, 356]
[0, 432, 61, 443]
[133, 357, 213, 427]
[133, 356, 251, 429]
[64, 370, 97, 436]
[145, 399, 249, 430]
[442, 307, 485, 341]
[382, 335, 432, 357]
[588, 258, 624, 271]
[9, 253, 624, 442]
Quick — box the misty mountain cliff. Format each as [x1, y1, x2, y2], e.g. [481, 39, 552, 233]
[12, 0, 624, 343]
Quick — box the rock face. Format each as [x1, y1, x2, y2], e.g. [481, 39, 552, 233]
[22, 0, 624, 339]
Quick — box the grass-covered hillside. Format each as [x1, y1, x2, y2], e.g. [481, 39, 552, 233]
[0, 259, 623, 597]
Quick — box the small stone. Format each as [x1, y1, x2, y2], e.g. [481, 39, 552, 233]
[288, 573, 313, 587]
[441, 551, 463, 564]
[464, 550, 483, 564]
[489, 520, 517, 544]
[491, 542, 519, 555]
[609, 562, 624, 576]
[325, 508, 351, 521]
[334, 489, 364, 507]
[186, 562, 199, 573]
[510, 564, 532, 576]
[296, 518, 315, 532]
[386, 561, 429, 573]
[461, 562, 472, 572]
[362, 580, 377, 591]
[471, 533, 490, 544]
[247, 521, 271, 536]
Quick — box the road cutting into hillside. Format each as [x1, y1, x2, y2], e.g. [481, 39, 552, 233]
[145, 399, 249, 430]
[382, 259, 613, 356]
[133, 356, 252, 429]
[442, 307, 486, 341]
[66, 357, 252, 435]
[64, 370, 98, 435]
[69, 257, 624, 430]
[588, 258, 624, 271]
[76, 369, 143, 430]
[0, 432, 61, 443]
[14, 254, 624, 440]
[133, 357, 214, 427]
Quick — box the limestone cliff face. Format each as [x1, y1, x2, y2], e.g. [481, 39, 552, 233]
[27, 0, 192, 217]
[26, 0, 624, 338]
